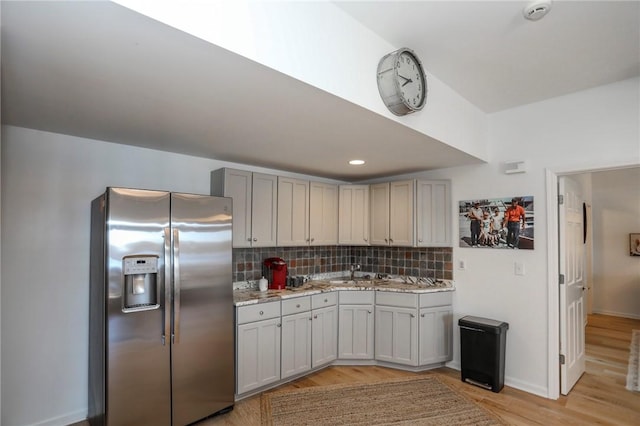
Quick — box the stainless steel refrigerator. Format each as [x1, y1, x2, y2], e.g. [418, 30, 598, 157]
[89, 188, 234, 425]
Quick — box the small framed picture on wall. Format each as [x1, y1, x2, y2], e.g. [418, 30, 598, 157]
[630, 233, 640, 256]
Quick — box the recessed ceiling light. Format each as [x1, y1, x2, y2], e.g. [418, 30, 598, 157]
[349, 159, 366, 165]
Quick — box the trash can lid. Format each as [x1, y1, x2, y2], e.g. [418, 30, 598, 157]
[458, 315, 509, 332]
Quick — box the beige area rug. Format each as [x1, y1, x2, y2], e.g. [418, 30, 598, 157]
[260, 375, 504, 425]
[627, 329, 640, 391]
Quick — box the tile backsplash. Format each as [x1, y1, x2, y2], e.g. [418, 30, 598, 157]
[233, 246, 453, 282]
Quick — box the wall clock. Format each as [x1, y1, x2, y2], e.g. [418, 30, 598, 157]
[376, 48, 427, 116]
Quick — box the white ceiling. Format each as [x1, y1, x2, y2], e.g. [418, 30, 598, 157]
[2, 1, 638, 181]
[336, 1, 640, 113]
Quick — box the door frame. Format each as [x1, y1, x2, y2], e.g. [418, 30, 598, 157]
[545, 159, 639, 399]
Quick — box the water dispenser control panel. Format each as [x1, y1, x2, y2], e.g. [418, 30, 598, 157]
[122, 255, 159, 312]
[124, 256, 158, 275]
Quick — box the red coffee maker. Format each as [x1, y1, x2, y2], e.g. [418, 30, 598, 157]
[263, 257, 287, 290]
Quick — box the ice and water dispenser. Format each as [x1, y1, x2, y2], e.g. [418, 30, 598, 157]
[122, 255, 160, 312]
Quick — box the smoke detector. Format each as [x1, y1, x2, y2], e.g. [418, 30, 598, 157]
[523, 1, 552, 21]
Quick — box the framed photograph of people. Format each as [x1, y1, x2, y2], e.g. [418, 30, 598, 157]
[630, 233, 640, 256]
[459, 196, 534, 249]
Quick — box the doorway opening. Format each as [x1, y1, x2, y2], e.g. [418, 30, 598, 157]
[547, 162, 640, 398]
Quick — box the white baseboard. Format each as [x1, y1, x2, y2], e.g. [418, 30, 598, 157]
[504, 376, 549, 398]
[592, 309, 640, 320]
[27, 409, 86, 426]
[445, 361, 549, 399]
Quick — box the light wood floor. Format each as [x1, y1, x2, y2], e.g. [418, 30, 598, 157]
[198, 313, 640, 426]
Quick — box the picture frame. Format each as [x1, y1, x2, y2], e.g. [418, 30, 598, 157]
[630, 233, 640, 256]
[459, 196, 534, 249]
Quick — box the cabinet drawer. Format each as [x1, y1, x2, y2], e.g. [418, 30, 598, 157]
[339, 290, 374, 305]
[419, 291, 453, 308]
[282, 296, 311, 315]
[311, 292, 338, 309]
[376, 292, 418, 308]
[237, 301, 281, 324]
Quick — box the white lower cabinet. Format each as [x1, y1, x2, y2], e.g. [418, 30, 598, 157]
[281, 311, 312, 378]
[418, 295, 453, 365]
[236, 290, 453, 396]
[375, 305, 419, 366]
[236, 301, 282, 395]
[281, 297, 312, 379]
[375, 291, 453, 367]
[338, 291, 375, 359]
[311, 293, 338, 367]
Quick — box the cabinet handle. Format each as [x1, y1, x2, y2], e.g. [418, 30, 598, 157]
[367, 310, 372, 314]
[364, 238, 368, 242]
[306, 238, 310, 242]
[421, 313, 425, 317]
[389, 238, 394, 243]
[296, 304, 301, 308]
[324, 298, 328, 303]
[259, 311, 264, 315]
[311, 238, 315, 242]
[247, 237, 252, 242]
[410, 313, 415, 318]
[419, 239, 423, 243]
[384, 238, 388, 243]
[314, 314, 318, 319]
[309, 317, 313, 321]
[277, 323, 281, 328]
[253, 238, 258, 242]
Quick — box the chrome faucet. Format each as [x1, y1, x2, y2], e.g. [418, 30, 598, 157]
[350, 263, 361, 281]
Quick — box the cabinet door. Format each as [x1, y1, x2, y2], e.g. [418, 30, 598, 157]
[237, 317, 281, 394]
[277, 177, 310, 246]
[213, 168, 252, 248]
[311, 305, 338, 368]
[310, 182, 338, 246]
[369, 183, 390, 245]
[281, 311, 312, 379]
[251, 173, 278, 247]
[375, 306, 418, 366]
[338, 185, 370, 245]
[416, 180, 451, 247]
[389, 180, 415, 246]
[338, 305, 374, 359]
[419, 306, 453, 365]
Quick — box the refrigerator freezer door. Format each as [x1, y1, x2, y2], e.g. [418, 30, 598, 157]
[106, 188, 171, 426]
[170, 193, 235, 425]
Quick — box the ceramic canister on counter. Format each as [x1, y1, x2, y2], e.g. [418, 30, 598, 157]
[258, 277, 268, 292]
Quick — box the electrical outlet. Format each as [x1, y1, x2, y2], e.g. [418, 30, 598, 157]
[515, 262, 525, 276]
[459, 260, 466, 270]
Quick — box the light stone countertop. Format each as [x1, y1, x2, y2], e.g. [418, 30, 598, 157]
[233, 278, 455, 307]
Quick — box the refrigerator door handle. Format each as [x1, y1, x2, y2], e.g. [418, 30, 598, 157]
[163, 227, 172, 345]
[172, 228, 181, 344]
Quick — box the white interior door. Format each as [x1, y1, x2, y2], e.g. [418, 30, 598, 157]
[559, 176, 587, 395]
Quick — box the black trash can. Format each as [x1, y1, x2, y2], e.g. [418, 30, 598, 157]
[458, 316, 509, 392]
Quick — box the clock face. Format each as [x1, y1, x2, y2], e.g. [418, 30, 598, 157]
[396, 51, 425, 109]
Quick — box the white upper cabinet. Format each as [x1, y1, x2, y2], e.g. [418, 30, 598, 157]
[309, 182, 338, 246]
[370, 183, 390, 245]
[211, 168, 277, 248]
[277, 177, 310, 246]
[415, 180, 451, 247]
[370, 180, 414, 246]
[338, 185, 369, 245]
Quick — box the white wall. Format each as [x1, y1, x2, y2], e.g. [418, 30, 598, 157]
[591, 167, 640, 318]
[0, 125, 341, 426]
[114, 0, 489, 161]
[390, 77, 640, 397]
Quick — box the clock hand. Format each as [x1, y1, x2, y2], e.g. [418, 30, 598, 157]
[399, 75, 413, 87]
